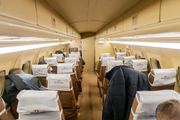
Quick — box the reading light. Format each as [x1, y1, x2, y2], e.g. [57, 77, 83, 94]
[0, 43, 61, 55]
[109, 41, 180, 50]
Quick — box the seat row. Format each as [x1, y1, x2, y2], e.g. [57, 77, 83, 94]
[9, 52, 84, 120]
[96, 52, 176, 103]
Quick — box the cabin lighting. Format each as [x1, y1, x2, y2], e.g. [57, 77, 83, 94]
[0, 43, 61, 55]
[109, 41, 180, 50]
[100, 38, 105, 40]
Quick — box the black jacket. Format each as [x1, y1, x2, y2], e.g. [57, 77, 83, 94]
[102, 65, 150, 120]
[3, 74, 45, 103]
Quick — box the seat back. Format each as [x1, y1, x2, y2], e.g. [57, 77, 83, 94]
[148, 68, 176, 90]
[123, 56, 135, 65]
[99, 53, 110, 60]
[17, 90, 64, 120]
[101, 57, 115, 66]
[46, 74, 76, 109]
[115, 52, 126, 60]
[65, 57, 78, 66]
[130, 59, 148, 72]
[129, 90, 180, 120]
[44, 57, 57, 66]
[53, 54, 64, 62]
[0, 96, 8, 120]
[107, 60, 123, 71]
[32, 64, 50, 87]
[57, 63, 75, 74]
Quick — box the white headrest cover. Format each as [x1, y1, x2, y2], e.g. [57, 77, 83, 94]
[65, 57, 78, 66]
[116, 52, 126, 60]
[133, 90, 180, 119]
[69, 54, 80, 58]
[53, 54, 63, 62]
[131, 59, 147, 71]
[17, 90, 59, 113]
[107, 60, 123, 71]
[123, 56, 135, 65]
[44, 57, 57, 66]
[99, 53, 110, 60]
[57, 63, 74, 74]
[101, 57, 115, 66]
[149, 68, 176, 86]
[32, 65, 48, 77]
[46, 74, 71, 91]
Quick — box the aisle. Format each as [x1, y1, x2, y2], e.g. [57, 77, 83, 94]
[78, 72, 103, 120]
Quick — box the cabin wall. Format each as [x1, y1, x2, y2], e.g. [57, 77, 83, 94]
[95, 39, 114, 68]
[0, 44, 69, 75]
[111, 43, 180, 93]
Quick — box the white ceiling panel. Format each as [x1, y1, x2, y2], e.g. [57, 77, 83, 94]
[45, 0, 140, 33]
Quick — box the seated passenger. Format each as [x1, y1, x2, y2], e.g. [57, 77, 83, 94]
[3, 68, 45, 103]
[79, 50, 85, 68]
[38, 61, 57, 74]
[156, 99, 180, 120]
[55, 50, 66, 57]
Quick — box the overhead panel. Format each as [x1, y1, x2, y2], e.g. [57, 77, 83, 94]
[36, 0, 63, 33]
[0, 0, 37, 24]
[123, 0, 160, 31]
[161, 0, 180, 22]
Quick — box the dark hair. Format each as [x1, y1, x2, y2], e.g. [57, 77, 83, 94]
[9, 68, 22, 74]
[38, 61, 47, 65]
[55, 50, 63, 54]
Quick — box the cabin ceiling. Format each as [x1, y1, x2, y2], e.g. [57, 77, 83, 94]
[45, 0, 140, 34]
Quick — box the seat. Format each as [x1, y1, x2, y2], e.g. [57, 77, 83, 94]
[130, 59, 148, 76]
[69, 47, 78, 53]
[0, 96, 8, 120]
[98, 57, 114, 97]
[17, 90, 65, 120]
[57, 63, 81, 97]
[44, 57, 58, 66]
[53, 54, 65, 63]
[129, 90, 180, 120]
[65, 57, 82, 91]
[148, 68, 176, 90]
[46, 74, 79, 120]
[115, 52, 126, 60]
[123, 56, 135, 65]
[32, 64, 50, 87]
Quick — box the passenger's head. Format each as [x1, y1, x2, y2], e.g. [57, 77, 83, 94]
[156, 99, 180, 120]
[9, 68, 24, 74]
[38, 61, 47, 65]
[55, 50, 63, 54]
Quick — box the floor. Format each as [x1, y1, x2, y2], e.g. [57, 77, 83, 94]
[7, 72, 103, 120]
[78, 72, 103, 120]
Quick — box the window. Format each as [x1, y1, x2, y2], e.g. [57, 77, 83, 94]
[126, 51, 130, 56]
[150, 58, 161, 69]
[48, 53, 52, 57]
[177, 67, 180, 87]
[135, 54, 141, 59]
[0, 70, 5, 96]
[39, 56, 44, 63]
[119, 49, 122, 52]
[115, 48, 117, 52]
[22, 61, 31, 74]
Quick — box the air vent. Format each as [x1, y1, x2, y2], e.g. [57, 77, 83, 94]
[52, 16, 56, 28]
[132, 13, 138, 25]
